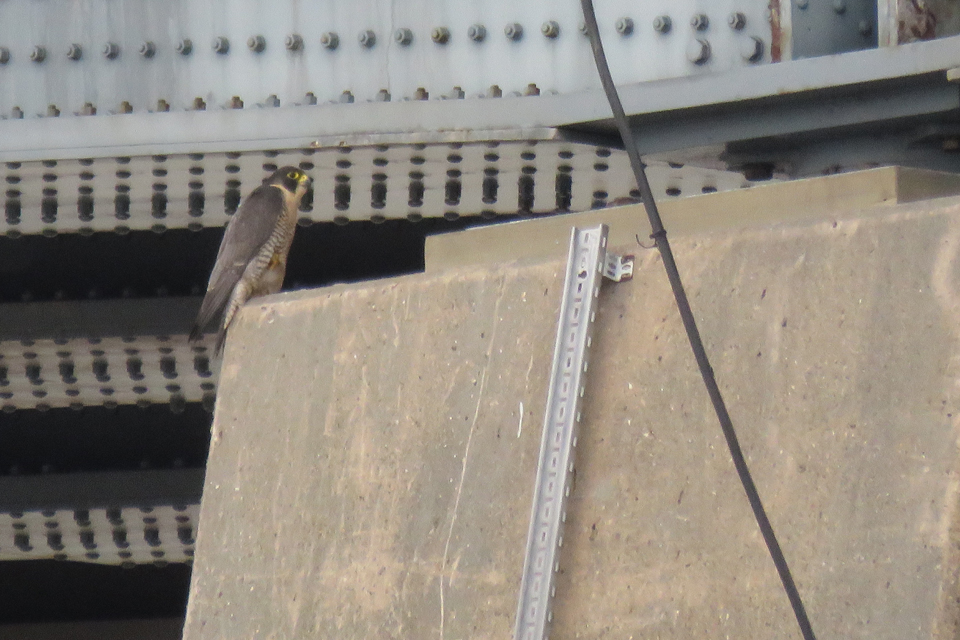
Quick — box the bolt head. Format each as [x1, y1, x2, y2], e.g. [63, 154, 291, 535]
[504, 22, 523, 40]
[66, 44, 82, 60]
[797, 0, 809, 8]
[728, 12, 746, 30]
[740, 36, 764, 62]
[858, 20, 873, 36]
[212, 37, 229, 54]
[615, 17, 634, 35]
[394, 28, 413, 45]
[833, 0, 846, 14]
[432, 27, 450, 44]
[247, 35, 266, 52]
[320, 32, 340, 50]
[102, 43, 119, 59]
[653, 15, 672, 33]
[285, 34, 303, 51]
[686, 38, 710, 64]
[691, 14, 709, 30]
[176, 39, 193, 55]
[30, 46, 46, 63]
[541, 20, 560, 38]
[359, 30, 376, 47]
[139, 41, 156, 58]
[0, 48, 9, 64]
[468, 24, 486, 42]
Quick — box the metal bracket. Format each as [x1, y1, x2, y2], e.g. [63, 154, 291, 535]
[514, 223, 630, 640]
[604, 252, 635, 282]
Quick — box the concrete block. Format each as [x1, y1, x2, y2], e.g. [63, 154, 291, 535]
[184, 194, 960, 639]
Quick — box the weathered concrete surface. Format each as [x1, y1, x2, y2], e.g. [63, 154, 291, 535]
[184, 194, 960, 639]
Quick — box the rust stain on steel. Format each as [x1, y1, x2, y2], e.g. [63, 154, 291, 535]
[768, 0, 784, 63]
[899, 0, 939, 42]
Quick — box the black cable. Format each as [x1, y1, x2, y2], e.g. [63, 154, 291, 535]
[578, 3, 818, 639]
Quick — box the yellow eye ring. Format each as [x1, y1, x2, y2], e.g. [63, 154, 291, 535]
[287, 171, 300, 180]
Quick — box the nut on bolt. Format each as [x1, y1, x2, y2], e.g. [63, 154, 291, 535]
[740, 36, 764, 62]
[212, 36, 229, 54]
[467, 24, 486, 42]
[66, 44, 83, 60]
[615, 17, 634, 35]
[320, 32, 339, 49]
[176, 39, 193, 55]
[30, 46, 47, 63]
[653, 15, 672, 33]
[431, 27, 450, 44]
[394, 28, 413, 45]
[687, 38, 710, 64]
[139, 41, 156, 58]
[285, 34, 303, 51]
[358, 30, 376, 47]
[247, 35, 266, 52]
[504, 22, 523, 40]
[728, 12, 746, 30]
[691, 13, 709, 30]
[0, 47, 9, 64]
[102, 42, 119, 59]
[541, 20, 560, 38]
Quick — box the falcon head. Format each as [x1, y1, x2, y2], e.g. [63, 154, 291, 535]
[265, 166, 313, 201]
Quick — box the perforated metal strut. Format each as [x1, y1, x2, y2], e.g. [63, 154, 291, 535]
[514, 224, 631, 640]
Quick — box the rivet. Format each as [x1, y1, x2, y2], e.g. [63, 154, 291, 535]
[0, 47, 9, 64]
[432, 27, 450, 44]
[375, 89, 391, 102]
[358, 30, 376, 47]
[66, 44, 83, 60]
[728, 12, 746, 30]
[468, 24, 486, 42]
[691, 14, 709, 31]
[413, 87, 429, 100]
[524, 83, 540, 96]
[265, 94, 280, 107]
[796, 0, 808, 7]
[247, 35, 266, 52]
[504, 23, 523, 40]
[395, 28, 414, 46]
[30, 46, 47, 63]
[80, 102, 96, 115]
[615, 17, 634, 36]
[102, 42, 119, 59]
[176, 39, 193, 55]
[446, 86, 464, 99]
[687, 38, 710, 64]
[833, 0, 846, 14]
[858, 20, 872, 36]
[285, 34, 303, 51]
[192, 97, 206, 110]
[304, 92, 318, 105]
[320, 32, 339, 49]
[653, 16, 672, 33]
[46, 104, 60, 117]
[139, 41, 156, 58]
[156, 99, 170, 111]
[541, 20, 560, 38]
[339, 90, 354, 103]
[229, 96, 243, 109]
[212, 37, 229, 54]
[118, 101, 132, 114]
[740, 36, 764, 62]
[485, 84, 502, 98]
[10, 106, 22, 118]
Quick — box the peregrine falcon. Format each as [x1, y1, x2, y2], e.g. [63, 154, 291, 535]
[189, 166, 313, 354]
